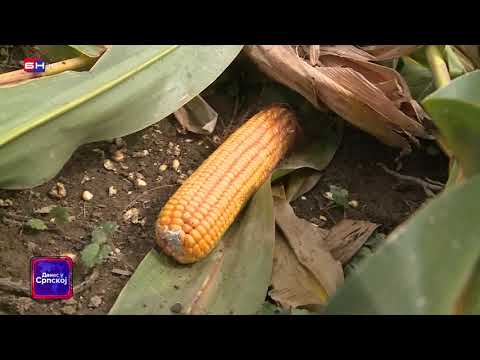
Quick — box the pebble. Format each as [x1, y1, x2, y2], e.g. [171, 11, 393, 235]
[348, 200, 359, 208]
[114, 248, 121, 254]
[172, 159, 180, 171]
[49, 182, 67, 199]
[88, 295, 103, 308]
[135, 178, 147, 188]
[108, 186, 117, 196]
[60, 252, 77, 263]
[0, 198, 13, 207]
[159, 164, 168, 172]
[170, 303, 183, 314]
[123, 208, 140, 223]
[301, 196, 307, 200]
[173, 145, 181, 156]
[132, 150, 149, 158]
[103, 159, 116, 171]
[82, 190, 94, 201]
[319, 215, 328, 222]
[111, 150, 125, 162]
[323, 192, 334, 201]
[80, 174, 92, 184]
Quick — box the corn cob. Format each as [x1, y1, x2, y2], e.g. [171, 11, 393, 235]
[155, 104, 299, 264]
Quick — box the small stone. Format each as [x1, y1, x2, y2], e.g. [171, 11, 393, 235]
[82, 190, 93, 201]
[172, 159, 180, 171]
[301, 196, 307, 200]
[111, 150, 125, 162]
[173, 145, 181, 156]
[88, 295, 103, 308]
[60, 252, 77, 263]
[127, 172, 135, 181]
[48, 239, 56, 245]
[80, 174, 92, 184]
[123, 208, 140, 223]
[49, 182, 67, 199]
[132, 150, 149, 158]
[319, 215, 328, 222]
[0, 198, 13, 207]
[323, 192, 334, 201]
[159, 164, 168, 172]
[170, 303, 182, 314]
[103, 159, 116, 171]
[185, 138, 193, 143]
[348, 200, 359, 208]
[108, 186, 117, 196]
[212, 135, 221, 144]
[114, 248, 121, 254]
[61, 305, 77, 315]
[135, 178, 147, 188]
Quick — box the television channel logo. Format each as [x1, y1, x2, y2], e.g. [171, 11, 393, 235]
[23, 57, 47, 73]
[31, 257, 73, 300]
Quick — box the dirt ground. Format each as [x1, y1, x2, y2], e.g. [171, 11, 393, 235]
[0, 49, 449, 315]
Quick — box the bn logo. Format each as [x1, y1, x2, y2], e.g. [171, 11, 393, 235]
[23, 57, 46, 73]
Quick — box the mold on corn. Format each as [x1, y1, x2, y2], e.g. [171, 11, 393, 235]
[155, 104, 299, 264]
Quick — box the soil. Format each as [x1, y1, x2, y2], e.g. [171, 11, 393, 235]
[0, 48, 449, 315]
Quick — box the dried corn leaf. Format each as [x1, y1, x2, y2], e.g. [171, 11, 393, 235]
[323, 219, 380, 265]
[245, 45, 429, 154]
[271, 190, 343, 306]
[358, 45, 419, 61]
[270, 228, 330, 309]
[173, 95, 218, 134]
[456, 45, 480, 68]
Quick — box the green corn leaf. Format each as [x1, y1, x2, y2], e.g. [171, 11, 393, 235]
[422, 70, 480, 180]
[325, 174, 480, 314]
[0, 45, 243, 189]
